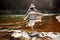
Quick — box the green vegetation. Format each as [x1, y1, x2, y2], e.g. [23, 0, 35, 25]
[0, 15, 25, 23]
[0, 10, 26, 15]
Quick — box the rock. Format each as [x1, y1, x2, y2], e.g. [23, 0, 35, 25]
[56, 15, 60, 23]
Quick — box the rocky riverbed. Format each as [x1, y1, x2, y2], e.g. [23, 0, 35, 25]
[0, 30, 60, 40]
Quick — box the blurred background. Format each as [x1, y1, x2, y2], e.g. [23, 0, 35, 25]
[0, 0, 60, 15]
